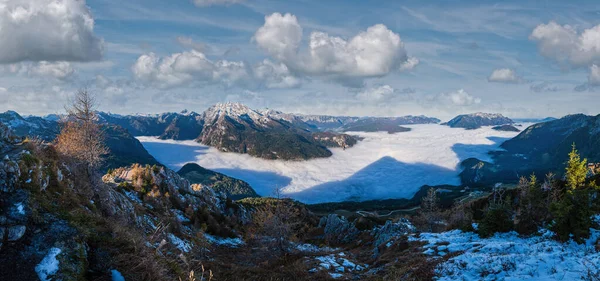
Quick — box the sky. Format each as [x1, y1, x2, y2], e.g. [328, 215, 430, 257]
[1, 0, 599, 120]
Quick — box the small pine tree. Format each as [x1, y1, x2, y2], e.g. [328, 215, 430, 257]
[550, 145, 594, 242]
[565, 143, 587, 192]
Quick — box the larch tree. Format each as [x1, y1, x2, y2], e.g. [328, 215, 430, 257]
[56, 89, 108, 172]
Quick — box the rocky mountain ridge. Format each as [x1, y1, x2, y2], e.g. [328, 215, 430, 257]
[460, 113, 600, 185]
[442, 112, 513, 129]
[0, 111, 159, 170]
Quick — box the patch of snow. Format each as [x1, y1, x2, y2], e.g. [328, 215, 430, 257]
[412, 229, 600, 281]
[204, 233, 244, 247]
[592, 214, 600, 225]
[15, 203, 24, 215]
[294, 242, 336, 253]
[111, 269, 126, 281]
[25, 178, 32, 184]
[168, 233, 191, 253]
[35, 247, 61, 281]
[171, 209, 190, 223]
[139, 124, 523, 203]
[312, 252, 367, 276]
[122, 190, 142, 204]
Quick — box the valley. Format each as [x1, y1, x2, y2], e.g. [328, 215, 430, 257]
[138, 123, 524, 203]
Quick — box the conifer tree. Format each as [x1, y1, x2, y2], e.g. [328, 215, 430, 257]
[565, 143, 587, 192]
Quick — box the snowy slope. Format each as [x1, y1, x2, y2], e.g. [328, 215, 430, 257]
[411, 228, 600, 281]
[139, 124, 526, 203]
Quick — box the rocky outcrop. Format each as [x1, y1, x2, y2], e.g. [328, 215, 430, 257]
[311, 132, 358, 148]
[177, 163, 259, 200]
[371, 218, 415, 248]
[318, 214, 360, 245]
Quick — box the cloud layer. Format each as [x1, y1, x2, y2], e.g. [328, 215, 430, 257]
[0, 0, 103, 64]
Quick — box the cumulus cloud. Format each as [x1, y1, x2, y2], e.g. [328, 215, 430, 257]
[0, 61, 75, 81]
[431, 89, 481, 107]
[253, 13, 411, 84]
[589, 64, 600, 86]
[0, 0, 103, 63]
[192, 0, 243, 7]
[356, 85, 395, 101]
[132, 51, 300, 89]
[253, 59, 301, 89]
[399, 57, 419, 72]
[487, 68, 522, 83]
[530, 22, 600, 67]
[29, 61, 75, 80]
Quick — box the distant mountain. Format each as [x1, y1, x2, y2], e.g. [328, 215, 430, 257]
[198, 102, 338, 160]
[0, 111, 158, 170]
[177, 163, 258, 200]
[512, 117, 557, 123]
[0, 111, 60, 141]
[492, 125, 520, 132]
[97, 110, 203, 140]
[442, 113, 513, 129]
[102, 125, 160, 170]
[298, 114, 440, 132]
[460, 114, 600, 185]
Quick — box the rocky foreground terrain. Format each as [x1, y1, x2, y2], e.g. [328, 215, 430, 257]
[0, 114, 599, 280]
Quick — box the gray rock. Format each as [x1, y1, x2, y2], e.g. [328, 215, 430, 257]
[319, 214, 359, 244]
[7, 225, 26, 241]
[370, 218, 415, 248]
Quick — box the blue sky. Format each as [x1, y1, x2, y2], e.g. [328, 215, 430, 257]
[0, 0, 599, 120]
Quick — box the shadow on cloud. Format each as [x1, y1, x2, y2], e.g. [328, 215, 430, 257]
[289, 156, 456, 204]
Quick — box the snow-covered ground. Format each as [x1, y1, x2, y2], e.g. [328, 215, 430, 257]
[139, 124, 525, 203]
[411, 229, 600, 281]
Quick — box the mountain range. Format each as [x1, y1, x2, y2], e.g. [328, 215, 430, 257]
[460, 113, 600, 185]
[0, 111, 159, 170]
[96, 103, 441, 160]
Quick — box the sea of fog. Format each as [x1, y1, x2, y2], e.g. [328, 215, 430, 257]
[138, 124, 526, 204]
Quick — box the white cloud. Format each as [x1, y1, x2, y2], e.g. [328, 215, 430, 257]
[0, 0, 103, 63]
[530, 22, 600, 67]
[589, 64, 600, 86]
[253, 59, 302, 89]
[192, 0, 243, 7]
[132, 51, 300, 89]
[29, 61, 75, 80]
[399, 57, 419, 72]
[487, 68, 522, 83]
[0, 61, 75, 80]
[432, 89, 481, 106]
[356, 85, 396, 102]
[254, 13, 410, 84]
